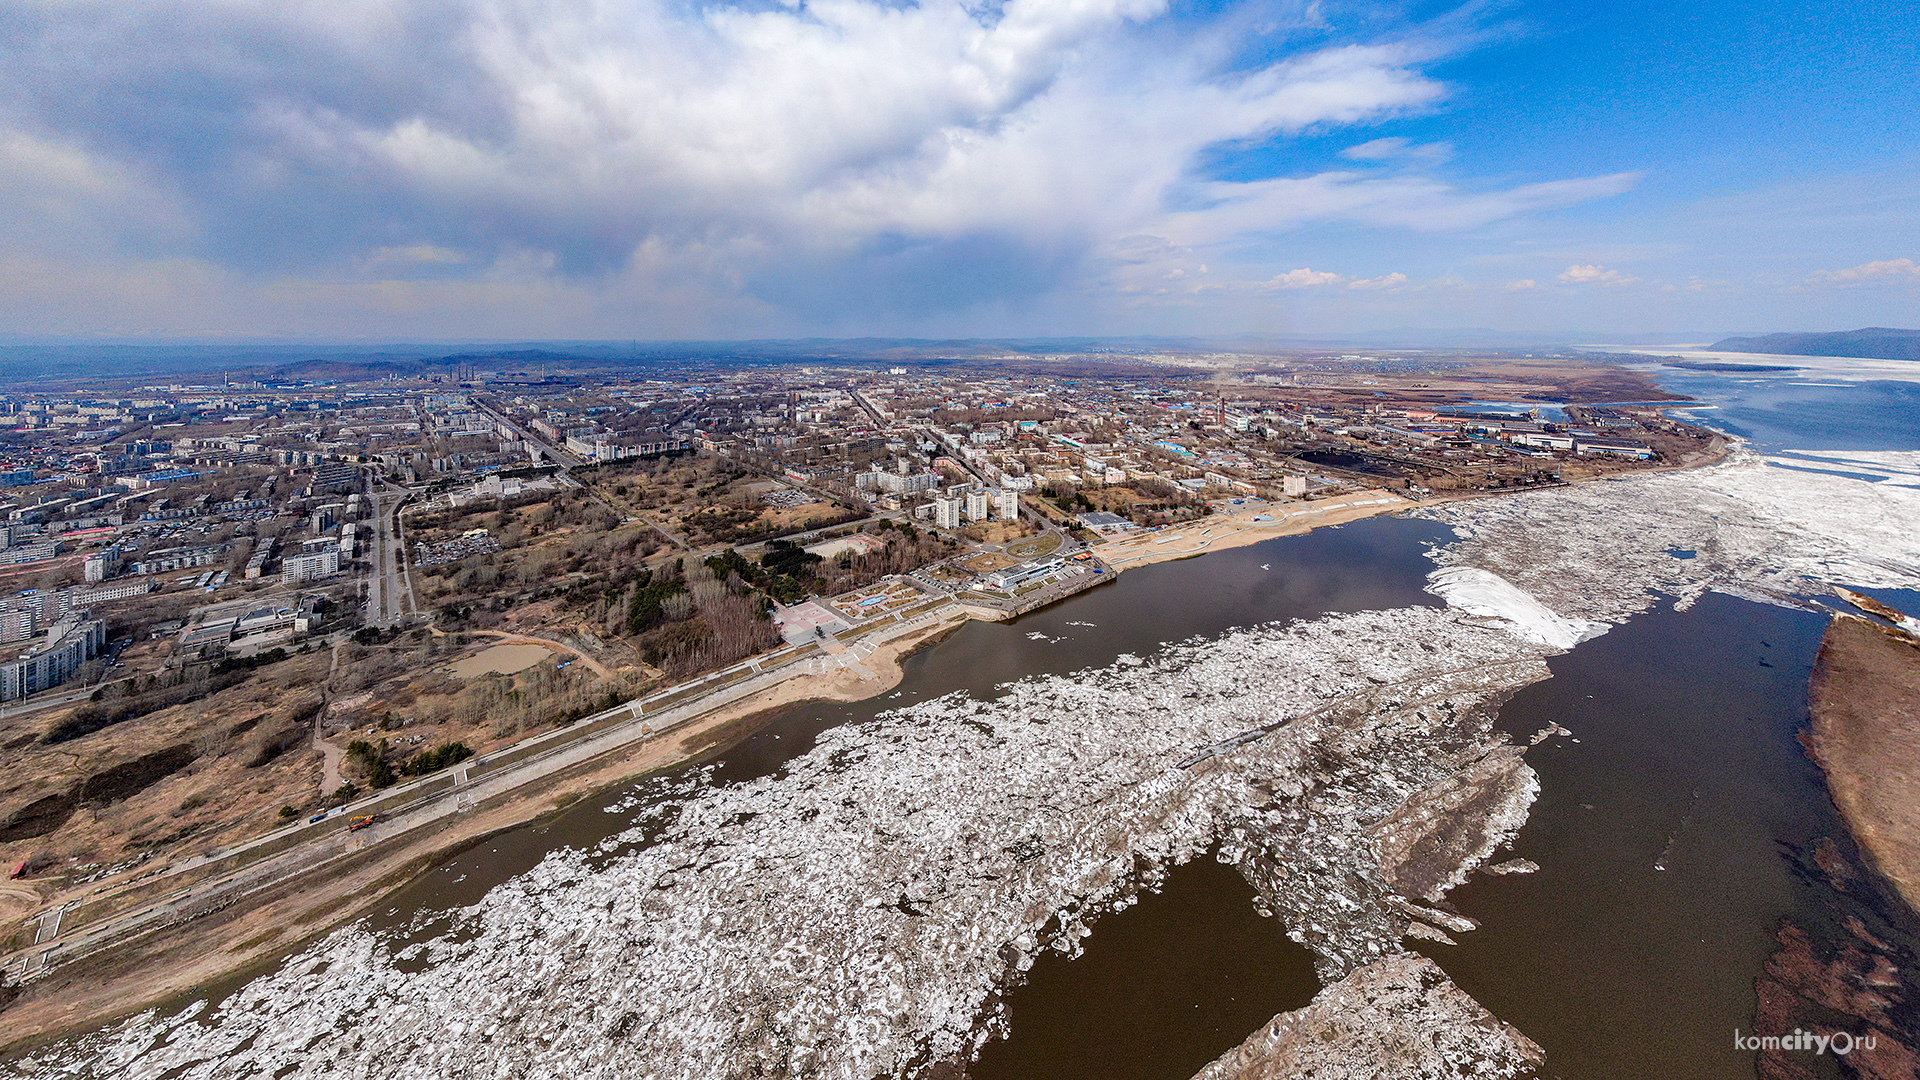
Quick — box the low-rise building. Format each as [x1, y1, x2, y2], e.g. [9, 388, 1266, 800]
[130, 542, 228, 574]
[4, 540, 60, 565]
[1576, 439, 1655, 458]
[1512, 433, 1575, 451]
[984, 557, 1067, 591]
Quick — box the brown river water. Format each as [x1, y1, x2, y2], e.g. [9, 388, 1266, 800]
[340, 512, 1920, 1080]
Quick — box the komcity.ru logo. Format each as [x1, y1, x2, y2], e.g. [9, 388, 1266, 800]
[1734, 1028, 1877, 1056]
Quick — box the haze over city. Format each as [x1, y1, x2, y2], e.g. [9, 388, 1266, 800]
[2, 0, 1915, 340]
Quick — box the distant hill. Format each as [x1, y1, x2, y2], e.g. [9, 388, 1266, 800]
[1707, 327, 1920, 360]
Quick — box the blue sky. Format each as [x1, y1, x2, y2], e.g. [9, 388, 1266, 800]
[0, 0, 1914, 340]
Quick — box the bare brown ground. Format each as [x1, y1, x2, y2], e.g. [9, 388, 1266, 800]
[1202, 355, 1685, 407]
[459, 629, 617, 680]
[0, 612, 962, 1049]
[1807, 613, 1920, 913]
[1097, 490, 1439, 571]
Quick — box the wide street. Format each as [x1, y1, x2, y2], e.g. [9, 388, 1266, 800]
[363, 486, 418, 628]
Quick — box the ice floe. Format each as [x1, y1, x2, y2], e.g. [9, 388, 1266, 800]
[1425, 567, 1603, 649]
[1417, 446, 1920, 626]
[13, 608, 1554, 1080]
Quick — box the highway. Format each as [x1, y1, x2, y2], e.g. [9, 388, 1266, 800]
[0, 682, 103, 723]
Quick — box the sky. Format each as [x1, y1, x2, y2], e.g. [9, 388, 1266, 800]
[0, 0, 1916, 342]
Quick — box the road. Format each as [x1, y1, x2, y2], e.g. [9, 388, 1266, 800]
[363, 486, 418, 628]
[0, 682, 101, 723]
[472, 399, 583, 468]
[0, 642, 135, 722]
[470, 397, 698, 551]
[916, 422, 1068, 537]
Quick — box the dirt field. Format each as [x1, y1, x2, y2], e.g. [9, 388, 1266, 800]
[956, 551, 1021, 573]
[1807, 611, 1920, 914]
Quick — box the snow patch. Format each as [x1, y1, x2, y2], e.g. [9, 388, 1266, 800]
[1426, 567, 1603, 650]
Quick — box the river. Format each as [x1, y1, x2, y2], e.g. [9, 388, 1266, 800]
[968, 361, 1920, 1080]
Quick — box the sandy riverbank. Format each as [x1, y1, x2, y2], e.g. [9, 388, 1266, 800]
[1807, 609, 1920, 914]
[0, 611, 965, 1049]
[1097, 489, 1436, 571]
[0, 449, 1730, 1049]
[1094, 438, 1731, 575]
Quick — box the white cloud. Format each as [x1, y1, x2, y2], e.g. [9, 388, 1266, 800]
[1258, 267, 1345, 291]
[0, 0, 1663, 333]
[1558, 263, 1639, 286]
[1162, 171, 1641, 249]
[1219, 267, 1406, 296]
[1809, 257, 1919, 283]
[358, 244, 470, 271]
[1347, 272, 1408, 290]
[1504, 278, 1536, 291]
[1340, 136, 1451, 162]
[1, 1, 1497, 326]
[0, 128, 190, 253]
